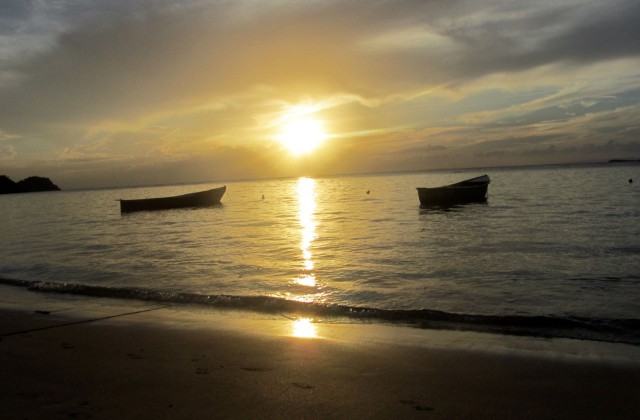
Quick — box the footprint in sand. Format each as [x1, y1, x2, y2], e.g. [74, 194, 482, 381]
[57, 403, 91, 419]
[241, 367, 272, 372]
[400, 399, 434, 412]
[126, 353, 144, 360]
[58, 411, 91, 419]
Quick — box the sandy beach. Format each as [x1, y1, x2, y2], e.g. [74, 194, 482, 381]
[2, 288, 640, 419]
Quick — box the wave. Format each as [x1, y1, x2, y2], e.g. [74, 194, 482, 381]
[2, 277, 639, 345]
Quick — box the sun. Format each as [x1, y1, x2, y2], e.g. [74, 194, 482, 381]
[276, 107, 328, 156]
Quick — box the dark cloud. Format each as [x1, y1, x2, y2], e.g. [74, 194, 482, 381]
[0, 2, 31, 31]
[406, 1, 640, 79]
[538, 2, 640, 64]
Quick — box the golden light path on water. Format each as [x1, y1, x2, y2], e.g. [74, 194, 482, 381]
[289, 178, 320, 339]
[295, 177, 318, 288]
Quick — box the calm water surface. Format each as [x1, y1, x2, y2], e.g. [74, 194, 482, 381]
[1, 163, 639, 343]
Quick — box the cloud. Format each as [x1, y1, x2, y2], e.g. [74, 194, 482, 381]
[5, 0, 637, 129]
[0, 130, 19, 161]
[0, 0, 639, 187]
[0, 145, 17, 161]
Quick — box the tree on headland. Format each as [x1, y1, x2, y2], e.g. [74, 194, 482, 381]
[0, 175, 61, 194]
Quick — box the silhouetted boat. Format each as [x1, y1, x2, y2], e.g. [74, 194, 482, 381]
[119, 186, 226, 213]
[417, 175, 490, 206]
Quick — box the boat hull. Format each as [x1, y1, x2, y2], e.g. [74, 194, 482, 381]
[120, 186, 226, 213]
[417, 175, 490, 206]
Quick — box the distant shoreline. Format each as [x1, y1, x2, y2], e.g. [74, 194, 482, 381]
[66, 160, 639, 191]
[0, 175, 60, 195]
[7, 160, 637, 193]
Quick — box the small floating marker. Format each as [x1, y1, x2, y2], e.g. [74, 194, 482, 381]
[366, 190, 370, 194]
[262, 194, 265, 199]
[629, 178, 633, 183]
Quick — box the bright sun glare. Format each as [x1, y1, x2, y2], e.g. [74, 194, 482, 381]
[277, 107, 327, 156]
[292, 318, 317, 338]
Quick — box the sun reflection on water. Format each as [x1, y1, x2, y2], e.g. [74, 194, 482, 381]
[294, 178, 318, 288]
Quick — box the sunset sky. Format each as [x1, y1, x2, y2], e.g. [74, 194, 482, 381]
[1, 0, 639, 189]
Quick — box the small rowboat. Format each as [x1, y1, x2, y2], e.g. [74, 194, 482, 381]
[417, 175, 490, 206]
[119, 186, 226, 213]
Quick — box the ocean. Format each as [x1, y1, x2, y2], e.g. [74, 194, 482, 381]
[1, 163, 639, 344]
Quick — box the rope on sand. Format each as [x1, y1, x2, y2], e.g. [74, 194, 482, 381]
[0, 306, 168, 339]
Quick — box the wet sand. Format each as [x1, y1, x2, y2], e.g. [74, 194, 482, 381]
[1, 290, 640, 419]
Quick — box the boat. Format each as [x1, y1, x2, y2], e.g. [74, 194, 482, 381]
[119, 186, 226, 213]
[417, 175, 490, 206]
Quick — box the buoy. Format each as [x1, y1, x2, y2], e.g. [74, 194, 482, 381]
[262, 194, 265, 199]
[630, 179, 633, 184]
[366, 190, 370, 194]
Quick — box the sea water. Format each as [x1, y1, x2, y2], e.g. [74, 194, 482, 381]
[1, 163, 639, 343]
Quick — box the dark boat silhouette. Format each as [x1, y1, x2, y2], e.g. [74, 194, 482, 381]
[417, 175, 490, 206]
[119, 186, 226, 213]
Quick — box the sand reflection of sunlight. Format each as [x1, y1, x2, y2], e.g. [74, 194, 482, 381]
[294, 178, 318, 287]
[292, 318, 317, 338]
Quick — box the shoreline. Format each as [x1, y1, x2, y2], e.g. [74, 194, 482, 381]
[2, 288, 640, 418]
[3, 279, 638, 347]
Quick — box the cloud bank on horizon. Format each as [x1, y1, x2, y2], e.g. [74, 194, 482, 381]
[1, 0, 639, 188]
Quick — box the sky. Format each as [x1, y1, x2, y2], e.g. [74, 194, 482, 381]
[1, 0, 639, 189]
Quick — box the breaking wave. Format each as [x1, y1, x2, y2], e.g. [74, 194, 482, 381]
[2, 277, 639, 345]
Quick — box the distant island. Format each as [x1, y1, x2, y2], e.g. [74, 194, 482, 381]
[0, 175, 61, 194]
